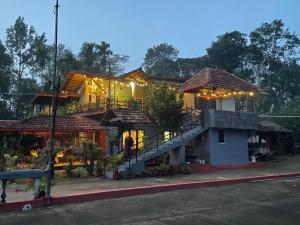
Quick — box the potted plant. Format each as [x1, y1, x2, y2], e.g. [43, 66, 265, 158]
[95, 161, 104, 177]
[38, 184, 46, 198]
[71, 167, 88, 178]
[179, 163, 191, 174]
[109, 154, 123, 180]
[64, 160, 73, 178]
[3, 154, 18, 171]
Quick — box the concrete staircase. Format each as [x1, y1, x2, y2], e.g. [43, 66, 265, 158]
[109, 125, 208, 176]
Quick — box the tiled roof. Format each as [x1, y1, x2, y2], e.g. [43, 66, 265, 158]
[104, 109, 151, 124]
[0, 115, 105, 132]
[180, 68, 259, 92]
[258, 121, 292, 133]
[30, 92, 79, 105]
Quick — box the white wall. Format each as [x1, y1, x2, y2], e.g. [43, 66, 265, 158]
[221, 98, 235, 111]
[184, 93, 195, 109]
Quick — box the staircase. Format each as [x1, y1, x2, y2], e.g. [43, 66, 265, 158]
[105, 117, 208, 178]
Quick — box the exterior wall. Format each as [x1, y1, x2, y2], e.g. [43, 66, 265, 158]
[208, 128, 249, 166]
[203, 110, 257, 130]
[184, 93, 195, 109]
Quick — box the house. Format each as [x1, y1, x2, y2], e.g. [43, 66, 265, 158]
[0, 67, 268, 173]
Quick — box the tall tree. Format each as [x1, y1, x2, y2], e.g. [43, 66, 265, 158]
[78, 41, 128, 75]
[177, 56, 211, 78]
[143, 43, 179, 77]
[0, 41, 13, 119]
[96, 41, 112, 73]
[206, 31, 248, 74]
[249, 19, 300, 85]
[78, 42, 98, 72]
[262, 64, 300, 112]
[5, 17, 46, 118]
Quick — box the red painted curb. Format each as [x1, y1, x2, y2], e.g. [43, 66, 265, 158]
[0, 198, 46, 213]
[1, 172, 300, 213]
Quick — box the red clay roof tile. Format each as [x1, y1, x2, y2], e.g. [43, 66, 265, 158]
[180, 68, 259, 92]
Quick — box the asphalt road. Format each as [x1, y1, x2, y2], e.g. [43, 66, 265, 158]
[1, 178, 299, 225]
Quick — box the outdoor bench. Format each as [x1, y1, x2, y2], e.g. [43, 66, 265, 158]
[0, 169, 48, 203]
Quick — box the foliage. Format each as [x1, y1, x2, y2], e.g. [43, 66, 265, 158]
[179, 163, 191, 174]
[262, 65, 300, 112]
[71, 167, 89, 178]
[177, 56, 211, 78]
[78, 41, 128, 75]
[143, 43, 179, 77]
[146, 84, 184, 130]
[79, 141, 101, 175]
[66, 100, 81, 114]
[207, 31, 248, 74]
[3, 154, 18, 171]
[248, 19, 300, 85]
[277, 96, 300, 132]
[5, 17, 48, 119]
[108, 153, 123, 169]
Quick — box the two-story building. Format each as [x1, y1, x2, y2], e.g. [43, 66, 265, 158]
[0, 67, 264, 170]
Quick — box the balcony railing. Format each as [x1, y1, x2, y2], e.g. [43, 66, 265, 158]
[79, 99, 147, 113]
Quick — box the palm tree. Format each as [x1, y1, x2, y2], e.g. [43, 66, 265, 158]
[96, 41, 113, 74]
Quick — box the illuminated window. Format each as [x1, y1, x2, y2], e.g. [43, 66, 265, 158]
[122, 130, 144, 150]
[79, 132, 88, 142]
[164, 131, 176, 141]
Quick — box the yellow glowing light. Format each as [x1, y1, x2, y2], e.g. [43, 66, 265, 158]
[249, 92, 254, 96]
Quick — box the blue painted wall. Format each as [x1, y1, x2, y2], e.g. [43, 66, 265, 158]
[208, 128, 249, 166]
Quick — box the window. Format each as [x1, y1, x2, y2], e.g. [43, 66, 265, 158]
[122, 130, 145, 150]
[218, 129, 225, 143]
[79, 132, 88, 142]
[164, 131, 176, 141]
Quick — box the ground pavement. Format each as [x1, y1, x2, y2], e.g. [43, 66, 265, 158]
[1, 178, 299, 225]
[3, 154, 300, 203]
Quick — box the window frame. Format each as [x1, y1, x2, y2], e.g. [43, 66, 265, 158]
[218, 129, 225, 144]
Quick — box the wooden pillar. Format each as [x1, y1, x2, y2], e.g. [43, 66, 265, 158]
[113, 80, 116, 108]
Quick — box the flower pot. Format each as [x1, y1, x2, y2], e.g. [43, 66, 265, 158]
[66, 170, 72, 178]
[96, 168, 103, 177]
[38, 191, 46, 198]
[113, 168, 120, 180]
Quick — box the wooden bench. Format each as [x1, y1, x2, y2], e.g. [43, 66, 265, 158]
[0, 169, 48, 203]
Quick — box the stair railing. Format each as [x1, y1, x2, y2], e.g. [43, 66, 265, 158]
[123, 117, 203, 165]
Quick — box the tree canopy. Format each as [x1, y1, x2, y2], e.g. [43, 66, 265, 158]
[145, 84, 184, 130]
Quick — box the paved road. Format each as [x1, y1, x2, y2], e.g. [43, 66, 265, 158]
[1, 178, 300, 225]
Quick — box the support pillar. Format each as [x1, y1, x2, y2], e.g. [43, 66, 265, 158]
[169, 145, 185, 166]
[1, 179, 7, 203]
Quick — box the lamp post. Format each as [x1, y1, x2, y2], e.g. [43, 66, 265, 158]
[47, 0, 59, 205]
